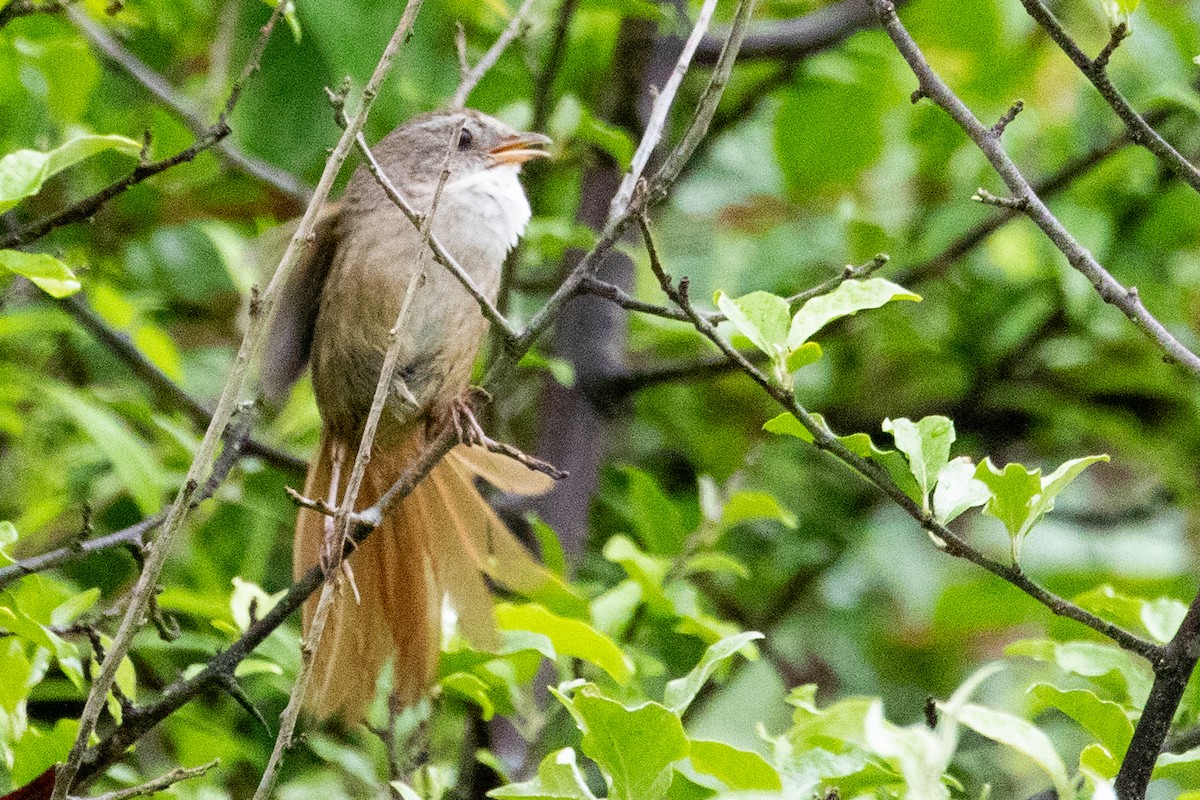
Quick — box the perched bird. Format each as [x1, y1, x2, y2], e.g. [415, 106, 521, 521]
[262, 109, 554, 721]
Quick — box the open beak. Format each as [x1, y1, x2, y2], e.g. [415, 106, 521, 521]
[489, 132, 552, 166]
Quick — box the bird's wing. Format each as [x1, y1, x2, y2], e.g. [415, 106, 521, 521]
[260, 204, 342, 405]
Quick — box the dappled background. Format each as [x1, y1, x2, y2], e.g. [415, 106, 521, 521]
[2, 0, 1200, 796]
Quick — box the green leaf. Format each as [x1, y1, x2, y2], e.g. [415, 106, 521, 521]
[230, 577, 286, 632]
[681, 553, 749, 580]
[1074, 586, 1187, 644]
[689, 739, 782, 791]
[1029, 683, 1134, 758]
[715, 290, 791, 360]
[882, 416, 954, 513]
[0, 134, 140, 213]
[763, 412, 810, 439]
[974, 458, 1042, 540]
[663, 631, 763, 714]
[623, 467, 688, 555]
[556, 685, 689, 800]
[490, 748, 599, 800]
[0, 521, 17, 565]
[442, 672, 496, 720]
[932, 458, 990, 524]
[1099, 0, 1138, 27]
[495, 603, 633, 685]
[787, 278, 921, 350]
[950, 703, 1073, 800]
[603, 535, 671, 614]
[863, 701, 951, 799]
[721, 491, 798, 529]
[0, 250, 81, 298]
[975, 455, 1109, 560]
[1006, 639, 1152, 705]
[45, 383, 162, 514]
[763, 413, 921, 502]
[784, 341, 823, 373]
[49, 588, 99, 627]
[233, 658, 284, 678]
[1079, 742, 1120, 781]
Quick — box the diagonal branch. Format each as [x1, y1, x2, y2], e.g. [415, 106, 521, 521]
[864, 0, 1200, 379]
[450, 0, 538, 109]
[67, 6, 311, 205]
[694, 0, 893, 65]
[635, 210, 1162, 663]
[72, 759, 218, 800]
[251, 121, 459, 800]
[49, 0, 419, 793]
[608, 0, 719, 220]
[1016, 1, 1200, 195]
[1115, 589, 1200, 797]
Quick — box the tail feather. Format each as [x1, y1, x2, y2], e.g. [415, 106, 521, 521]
[294, 432, 552, 722]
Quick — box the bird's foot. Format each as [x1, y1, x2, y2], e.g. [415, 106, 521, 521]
[443, 393, 487, 447]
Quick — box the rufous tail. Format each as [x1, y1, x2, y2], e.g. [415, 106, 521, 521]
[294, 428, 554, 722]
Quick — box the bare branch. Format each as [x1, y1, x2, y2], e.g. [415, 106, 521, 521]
[67, 6, 311, 205]
[694, 0, 895, 65]
[608, 0, 719, 220]
[450, 0, 538, 109]
[72, 759, 218, 800]
[635, 211, 1162, 663]
[1115, 590, 1200, 797]
[865, 0, 1200, 379]
[49, 0, 421, 793]
[1017, 0, 1200, 195]
[253, 121, 459, 799]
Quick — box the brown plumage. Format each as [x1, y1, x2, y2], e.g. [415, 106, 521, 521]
[263, 110, 553, 721]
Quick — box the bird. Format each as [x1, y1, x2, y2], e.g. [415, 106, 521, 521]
[261, 109, 554, 722]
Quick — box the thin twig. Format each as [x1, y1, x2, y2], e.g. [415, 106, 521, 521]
[1016, 0, 1200, 195]
[635, 211, 1161, 663]
[865, 0, 1200, 379]
[694, 0, 893, 65]
[608, 0, 719, 220]
[450, 0, 538, 109]
[49, 0, 420, 794]
[244, 4, 432, 799]
[580, 253, 888, 325]
[71, 759, 218, 800]
[67, 6, 311, 204]
[252, 122, 458, 800]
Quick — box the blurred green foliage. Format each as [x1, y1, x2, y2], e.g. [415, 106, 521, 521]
[2, 0, 1200, 797]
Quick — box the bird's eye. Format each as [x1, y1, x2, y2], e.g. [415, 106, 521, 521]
[458, 127, 474, 151]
